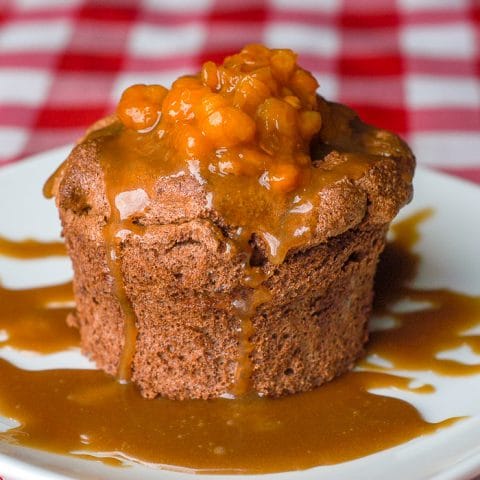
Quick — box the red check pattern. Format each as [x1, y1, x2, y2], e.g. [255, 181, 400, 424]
[0, 0, 479, 183]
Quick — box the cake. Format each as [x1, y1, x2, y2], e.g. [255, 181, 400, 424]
[45, 45, 414, 400]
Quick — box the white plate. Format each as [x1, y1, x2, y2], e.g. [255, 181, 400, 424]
[0, 146, 480, 480]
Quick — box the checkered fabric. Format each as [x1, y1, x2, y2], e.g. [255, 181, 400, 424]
[0, 0, 479, 183]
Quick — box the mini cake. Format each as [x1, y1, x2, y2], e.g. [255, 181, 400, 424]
[45, 45, 414, 400]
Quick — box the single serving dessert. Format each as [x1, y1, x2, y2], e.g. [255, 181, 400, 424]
[44, 44, 415, 400]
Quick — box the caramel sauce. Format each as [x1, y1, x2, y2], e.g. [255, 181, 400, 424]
[103, 216, 139, 382]
[0, 281, 77, 353]
[231, 278, 272, 396]
[98, 128, 172, 382]
[0, 359, 454, 474]
[366, 209, 480, 375]
[0, 236, 66, 259]
[0, 210, 479, 473]
[43, 159, 67, 200]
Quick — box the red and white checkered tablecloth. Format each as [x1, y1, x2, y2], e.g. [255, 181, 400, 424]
[0, 0, 479, 184]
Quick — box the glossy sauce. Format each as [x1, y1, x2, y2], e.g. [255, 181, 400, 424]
[0, 359, 453, 474]
[0, 281, 76, 353]
[0, 238, 75, 352]
[366, 209, 480, 375]
[0, 210, 479, 473]
[103, 199, 140, 382]
[0, 235, 66, 259]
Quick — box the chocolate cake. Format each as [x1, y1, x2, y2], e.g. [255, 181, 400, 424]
[45, 45, 414, 400]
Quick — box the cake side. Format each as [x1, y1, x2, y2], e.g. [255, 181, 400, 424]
[251, 222, 387, 396]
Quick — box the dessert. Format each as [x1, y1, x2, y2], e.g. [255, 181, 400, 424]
[44, 44, 414, 400]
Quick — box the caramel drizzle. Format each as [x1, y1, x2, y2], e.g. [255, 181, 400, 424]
[364, 208, 480, 375]
[42, 160, 67, 200]
[0, 280, 77, 353]
[103, 223, 138, 382]
[0, 239, 75, 352]
[230, 261, 272, 396]
[101, 187, 142, 382]
[95, 128, 160, 382]
[0, 235, 66, 259]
